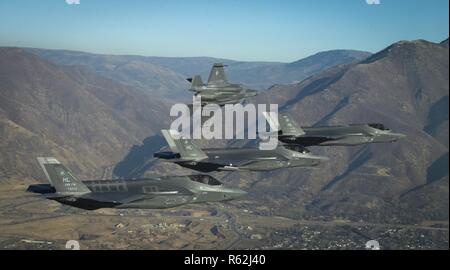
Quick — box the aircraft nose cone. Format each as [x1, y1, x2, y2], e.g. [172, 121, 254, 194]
[389, 132, 406, 142]
[310, 155, 329, 166]
[317, 155, 330, 161]
[247, 89, 258, 96]
[231, 189, 247, 199]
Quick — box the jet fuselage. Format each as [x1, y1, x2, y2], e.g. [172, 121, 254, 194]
[28, 175, 246, 210]
[279, 124, 406, 146]
[157, 146, 327, 173]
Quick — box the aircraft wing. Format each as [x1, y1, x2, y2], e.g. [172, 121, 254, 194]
[216, 155, 288, 171]
[323, 133, 365, 140]
[115, 194, 154, 204]
[116, 190, 194, 204]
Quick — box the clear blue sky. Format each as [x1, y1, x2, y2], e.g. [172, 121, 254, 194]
[0, 0, 448, 62]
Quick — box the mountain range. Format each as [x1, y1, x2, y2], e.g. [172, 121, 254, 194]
[0, 48, 170, 180]
[26, 48, 371, 100]
[0, 38, 447, 249]
[131, 38, 449, 224]
[240, 39, 449, 223]
[0, 46, 372, 180]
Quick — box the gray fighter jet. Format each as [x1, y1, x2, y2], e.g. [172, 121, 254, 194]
[153, 130, 328, 172]
[263, 112, 406, 147]
[187, 63, 258, 105]
[27, 157, 246, 210]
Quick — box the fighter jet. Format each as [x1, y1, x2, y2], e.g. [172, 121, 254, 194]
[27, 157, 246, 210]
[153, 130, 328, 173]
[263, 112, 406, 147]
[187, 63, 258, 106]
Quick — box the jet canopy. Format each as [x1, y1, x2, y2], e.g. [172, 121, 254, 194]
[188, 175, 223, 186]
[368, 123, 390, 131]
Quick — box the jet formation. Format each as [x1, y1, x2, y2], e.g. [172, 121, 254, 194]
[29, 63, 405, 210]
[156, 63, 405, 172]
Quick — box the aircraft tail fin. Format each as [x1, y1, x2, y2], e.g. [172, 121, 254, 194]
[161, 130, 208, 161]
[278, 113, 305, 136]
[207, 63, 228, 85]
[263, 112, 305, 136]
[37, 157, 91, 195]
[187, 75, 204, 91]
